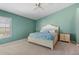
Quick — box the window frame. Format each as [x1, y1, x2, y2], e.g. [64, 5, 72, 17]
[0, 16, 12, 39]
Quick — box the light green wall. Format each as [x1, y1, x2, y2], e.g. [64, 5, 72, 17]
[36, 4, 77, 42]
[0, 10, 36, 44]
[76, 8, 79, 43]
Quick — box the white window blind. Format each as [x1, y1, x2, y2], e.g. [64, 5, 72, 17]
[0, 16, 11, 38]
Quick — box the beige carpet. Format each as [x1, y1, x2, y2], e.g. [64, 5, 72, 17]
[0, 39, 78, 55]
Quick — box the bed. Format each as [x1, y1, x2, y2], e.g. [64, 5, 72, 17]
[28, 24, 59, 50]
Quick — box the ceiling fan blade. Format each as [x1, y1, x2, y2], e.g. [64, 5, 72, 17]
[34, 4, 44, 10]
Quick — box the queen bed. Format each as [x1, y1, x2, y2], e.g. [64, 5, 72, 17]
[28, 24, 59, 50]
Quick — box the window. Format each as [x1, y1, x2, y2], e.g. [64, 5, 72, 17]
[0, 16, 11, 38]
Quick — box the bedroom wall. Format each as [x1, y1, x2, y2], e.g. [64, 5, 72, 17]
[0, 10, 36, 44]
[76, 8, 79, 43]
[36, 4, 77, 42]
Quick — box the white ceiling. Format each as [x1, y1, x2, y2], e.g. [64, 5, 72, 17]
[0, 3, 74, 20]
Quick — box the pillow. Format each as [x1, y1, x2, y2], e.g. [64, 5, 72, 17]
[40, 28, 56, 35]
[40, 29, 49, 33]
[48, 29, 56, 34]
[40, 24, 58, 35]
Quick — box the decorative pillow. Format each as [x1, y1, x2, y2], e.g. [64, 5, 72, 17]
[40, 24, 58, 35]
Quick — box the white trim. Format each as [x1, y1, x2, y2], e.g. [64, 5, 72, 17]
[0, 16, 12, 39]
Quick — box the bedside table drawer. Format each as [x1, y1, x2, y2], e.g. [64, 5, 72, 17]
[64, 34, 70, 42]
[60, 34, 65, 41]
[60, 33, 70, 43]
[60, 36, 65, 39]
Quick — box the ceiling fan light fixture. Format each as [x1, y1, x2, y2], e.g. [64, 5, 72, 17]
[34, 3, 44, 10]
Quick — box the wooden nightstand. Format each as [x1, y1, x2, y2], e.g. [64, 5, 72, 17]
[60, 33, 70, 43]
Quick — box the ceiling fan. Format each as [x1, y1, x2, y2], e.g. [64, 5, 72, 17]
[33, 3, 44, 10]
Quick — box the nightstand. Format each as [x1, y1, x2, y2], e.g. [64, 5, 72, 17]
[60, 33, 70, 43]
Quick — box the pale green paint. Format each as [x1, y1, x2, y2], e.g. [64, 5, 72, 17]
[0, 10, 36, 44]
[76, 8, 79, 43]
[36, 4, 77, 42]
